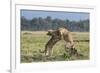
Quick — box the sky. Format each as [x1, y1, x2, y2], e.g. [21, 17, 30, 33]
[21, 10, 89, 21]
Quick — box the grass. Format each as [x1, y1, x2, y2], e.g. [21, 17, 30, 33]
[21, 31, 89, 63]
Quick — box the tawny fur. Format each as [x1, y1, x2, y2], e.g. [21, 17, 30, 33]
[39, 27, 78, 57]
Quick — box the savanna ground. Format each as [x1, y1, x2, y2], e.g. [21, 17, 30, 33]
[21, 31, 89, 63]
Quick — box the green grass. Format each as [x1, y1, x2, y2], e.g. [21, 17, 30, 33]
[21, 31, 89, 63]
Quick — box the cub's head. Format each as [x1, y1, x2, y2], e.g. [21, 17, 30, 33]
[46, 30, 53, 36]
[46, 29, 61, 39]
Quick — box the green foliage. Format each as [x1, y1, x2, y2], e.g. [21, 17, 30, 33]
[21, 16, 89, 32]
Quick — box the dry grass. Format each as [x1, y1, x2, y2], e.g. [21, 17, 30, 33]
[21, 31, 89, 63]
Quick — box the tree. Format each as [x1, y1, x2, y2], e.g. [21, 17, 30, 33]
[21, 16, 89, 32]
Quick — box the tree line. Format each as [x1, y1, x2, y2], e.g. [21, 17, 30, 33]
[21, 16, 89, 32]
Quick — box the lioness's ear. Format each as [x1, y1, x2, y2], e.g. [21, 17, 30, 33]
[46, 30, 53, 36]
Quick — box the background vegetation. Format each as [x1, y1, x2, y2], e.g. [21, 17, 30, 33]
[21, 16, 89, 32]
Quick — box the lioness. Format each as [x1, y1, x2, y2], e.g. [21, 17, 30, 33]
[39, 28, 79, 57]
